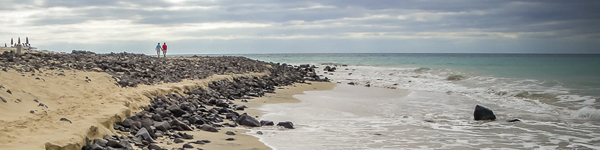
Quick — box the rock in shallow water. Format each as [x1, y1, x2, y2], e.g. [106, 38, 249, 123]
[260, 120, 274, 126]
[507, 119, 521, 122]
[474, 105, 496, 120]
[277, 121, 294, 129]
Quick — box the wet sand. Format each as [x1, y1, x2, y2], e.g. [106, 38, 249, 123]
[245, 82, 338, 117]
[152, 81, 337, 150]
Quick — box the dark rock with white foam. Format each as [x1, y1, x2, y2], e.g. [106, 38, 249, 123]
[474, 105, 496, 120]
[277, 121, 294, 129]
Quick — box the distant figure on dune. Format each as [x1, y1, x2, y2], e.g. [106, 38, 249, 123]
[155, 43, 162, 58]
[162, 42, 168, 58]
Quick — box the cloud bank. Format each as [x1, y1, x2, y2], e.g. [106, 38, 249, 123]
[1, 0, 599, 54]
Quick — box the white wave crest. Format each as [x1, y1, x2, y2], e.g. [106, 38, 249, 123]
[571, 107, 600, 119]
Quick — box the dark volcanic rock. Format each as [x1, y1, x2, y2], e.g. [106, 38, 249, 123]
[181, 133, 194, 139]
[148, 143, 162, 150]
[121, 118, 135, 128]
[260, 120, 274, 126]
[236, 113, 260, 127]
[167, 105, 186, 117]
[151, 114, 163, 122]
[508, 119, 521, 122]
[135, 127, 155, 142]
[1, 51, 329, 88]
[106, 140, 124, 148]
[93, 139, 108, 147]
[199, 124, 218, 132]
[140, 118, 154, 130]
[172, 119, 193, 131]
[69, 51, 328, 150]
[225, 131, 236, 135]
[89, 143, 103, 150]
[153, 121, 171, 132]
[60, 118, 72, 123]
[277, 121, 294, 129]
[190, 140, 205, 145]
[474, 105, 496, 120]
[323, 66, 336, 72]
[173, 138, 184, 144]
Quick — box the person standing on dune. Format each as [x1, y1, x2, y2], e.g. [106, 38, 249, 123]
[162, 42, 168, 58]
[155, 43, 162, 58]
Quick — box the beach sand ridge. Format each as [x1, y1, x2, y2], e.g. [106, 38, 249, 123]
[0, 66, 272, 150]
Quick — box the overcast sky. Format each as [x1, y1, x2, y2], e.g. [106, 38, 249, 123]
[1, 0, 599, 54]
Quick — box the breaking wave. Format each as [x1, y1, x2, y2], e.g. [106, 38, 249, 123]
[312, 64, 599, 120]
[572, 107, 600, 119]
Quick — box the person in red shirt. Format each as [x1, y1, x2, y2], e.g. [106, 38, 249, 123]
[162, 42, 167, 58]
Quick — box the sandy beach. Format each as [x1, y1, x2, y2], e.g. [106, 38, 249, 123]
[0, 49, 328, 150]
[0, 67, 268, 150]
[245, 82, 337, 117]
[153, 81, 336, 150]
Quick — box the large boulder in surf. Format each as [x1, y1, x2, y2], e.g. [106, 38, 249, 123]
[473, 105, 496, 120]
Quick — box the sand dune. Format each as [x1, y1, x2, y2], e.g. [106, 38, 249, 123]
[0, 66, 269, 150]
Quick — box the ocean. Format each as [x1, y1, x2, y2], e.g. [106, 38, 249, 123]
[200, 53, 600, 149]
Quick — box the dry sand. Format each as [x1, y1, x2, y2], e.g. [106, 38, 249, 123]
[0, 47, 16, 53]
[0, 65, 271, 150]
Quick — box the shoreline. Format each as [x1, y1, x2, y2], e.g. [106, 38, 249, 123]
[246, 83, 410, 150]
[245, 82, 338, 117]
[153, 81, 337, 150]
[0, 50, 328, 150]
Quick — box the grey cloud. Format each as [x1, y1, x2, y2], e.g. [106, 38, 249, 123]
[30, 18, 88, 26]
[4, 0, 599, 53]
[40, 0, 171, 8]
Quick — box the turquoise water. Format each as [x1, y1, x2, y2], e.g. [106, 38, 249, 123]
[234, 53, 600, 97]
[221, 53, 600, 149]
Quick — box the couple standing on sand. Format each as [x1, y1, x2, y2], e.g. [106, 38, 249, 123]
[156, 42, 167, 58]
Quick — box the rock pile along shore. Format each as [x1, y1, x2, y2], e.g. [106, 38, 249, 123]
[0, 50, 327, 150]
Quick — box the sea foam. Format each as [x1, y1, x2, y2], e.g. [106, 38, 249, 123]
[311, 64, 599, 120]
